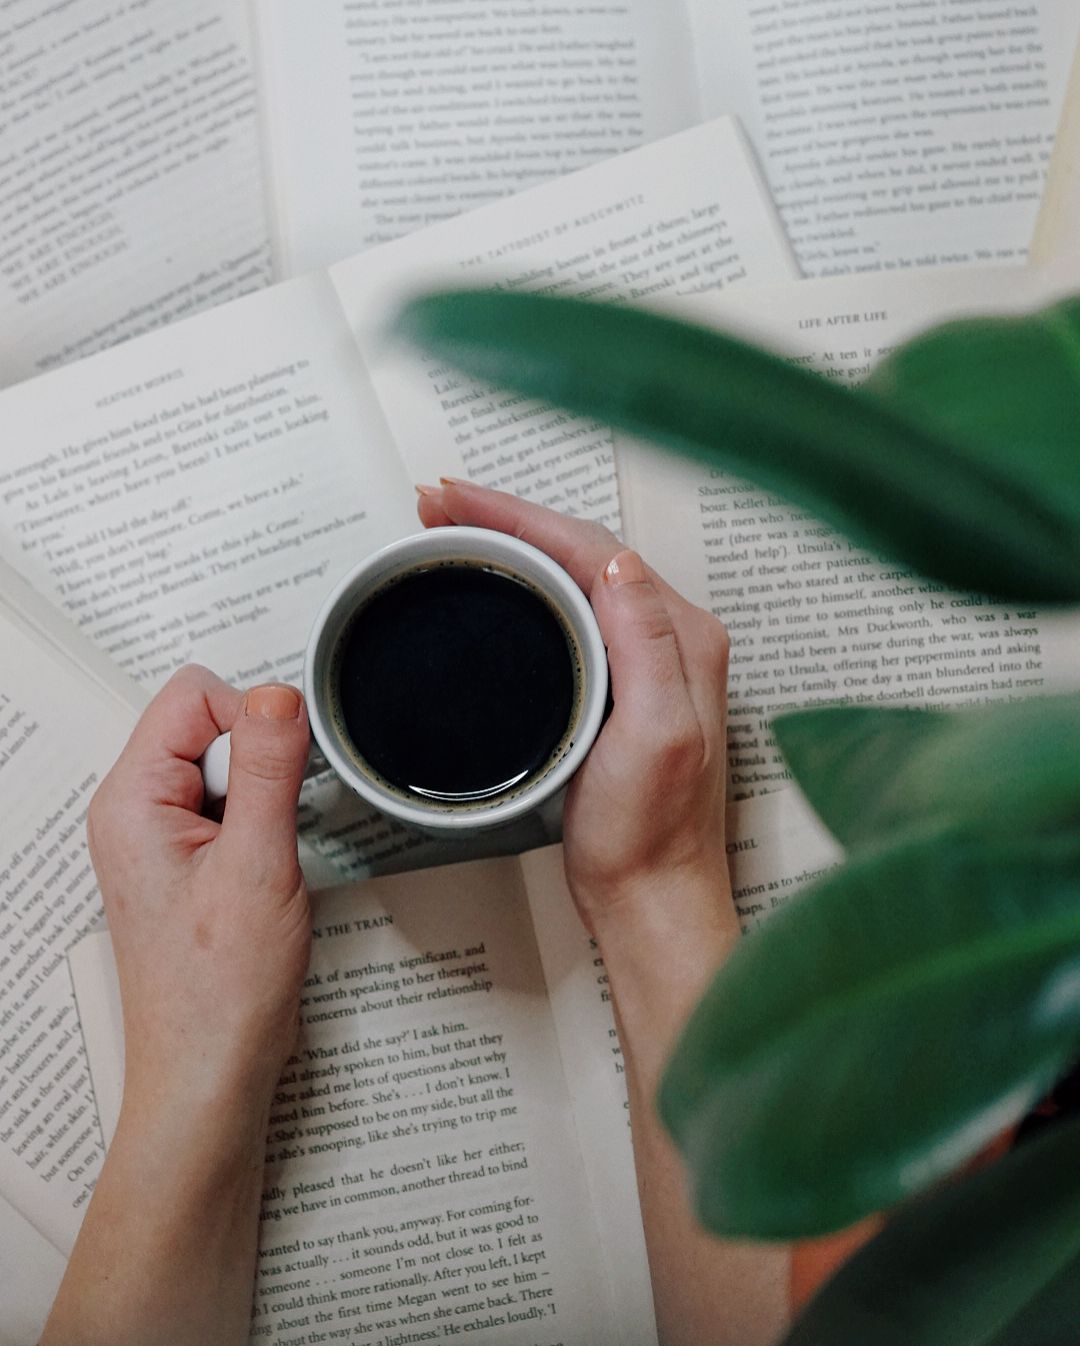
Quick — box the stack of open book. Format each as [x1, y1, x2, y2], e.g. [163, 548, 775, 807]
[2, 4, 1079, 1343]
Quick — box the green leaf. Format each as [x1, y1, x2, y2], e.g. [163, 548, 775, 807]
[393, 289, 1080, 601]
[773, 695, 1080, 851]
[783, 1118, 1080, 1346]
[866, 300, 1080, 519]
[658, 830, 1080, 1238]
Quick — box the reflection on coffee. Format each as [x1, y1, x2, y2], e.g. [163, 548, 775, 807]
[331, 563, 581, 808]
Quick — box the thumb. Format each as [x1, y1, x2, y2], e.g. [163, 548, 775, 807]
[219, 684, 309, 879]
[590, 550, 697, 745]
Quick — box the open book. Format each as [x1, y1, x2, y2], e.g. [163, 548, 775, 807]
[0, 1, 271, 387]
[68, 804, 840, 1346]
[618, 256, 1080, 794]
[9, 1, 1079, 392]
[0, 500, 839, 1341]
[0, 115, 798, 885]
[256, 1, 1080, 277]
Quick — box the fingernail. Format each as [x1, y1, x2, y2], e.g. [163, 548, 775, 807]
[439, 475, 471, 488]
[605, 550, 648, 587]
[245, 685, 302, 720]
[415, 483, 441, 497]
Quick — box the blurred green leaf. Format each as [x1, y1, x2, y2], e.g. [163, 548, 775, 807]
[866, 301, 1080, 518]
[783, 1118, 1080, 1346]
[773, 695, 1080, 850]
[393, 290, 1080, 601]
[659, 831, 1080, 1238]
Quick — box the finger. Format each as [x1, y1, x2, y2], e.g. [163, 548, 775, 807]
[676, 620, 730, 750]
[653, 599, 730, 746]
[426, 478, 623, 591]
[416, 483, 455, 528]
[216, 684, 310, 880]
[590, 550, 702, 754]
[103, 665, 244, 816]
[423, 478, 707, 620]
[125, 664, 243, 762]
[581, 533, 726, 744]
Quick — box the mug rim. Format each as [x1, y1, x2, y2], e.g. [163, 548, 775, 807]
[303, 526, 608, 834]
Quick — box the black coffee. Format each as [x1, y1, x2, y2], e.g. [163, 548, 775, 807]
[332, 563, 579, 807]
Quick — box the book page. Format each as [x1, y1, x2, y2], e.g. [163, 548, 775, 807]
[0, 1191, 66, 1345]
[334, 118, 799, 533]
[688, 1, 1080, 275]
[0, 0, 272, 387]
[619, 262, 1080, 795]
[725, 791, 844, 931]
[254, 0, 700, 277]
[66, 933, 125, 1157]
[520, 805, 839, 1346]
[519, 853, 657, 1346]
[0, 597, 137, 1253]
[1032, 37, 1080, 263]
[0, 272, 460, 882]
[0, 560, 148, 721]
[70, 857, 627, 1345]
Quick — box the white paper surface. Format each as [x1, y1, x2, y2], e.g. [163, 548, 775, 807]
[336, 117, 799, 532]
[254, 0, 699, 275]
[689, 0, 1080, 275]
[0, 1191, 66, 1346]
[0, 0, 272, 386]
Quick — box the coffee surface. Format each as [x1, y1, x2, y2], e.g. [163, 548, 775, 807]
[334, 565, 578, 804]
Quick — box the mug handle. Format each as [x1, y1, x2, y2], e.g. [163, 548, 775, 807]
[198, 732, 330, 806]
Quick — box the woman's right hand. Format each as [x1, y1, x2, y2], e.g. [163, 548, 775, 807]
[416, 478, 737, 944]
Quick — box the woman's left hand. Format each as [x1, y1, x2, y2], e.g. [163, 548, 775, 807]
[88, 664, 312, 1113]
[43, 666, 313, 1346]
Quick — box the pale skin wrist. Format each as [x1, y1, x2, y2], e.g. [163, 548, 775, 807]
[116, 1066, 275, 1182]
[41, 1085, 269, 1346]
[591, 866, 790, 1346]
[590, 861, 739, 1094]
[119, 1009, 297, 1123]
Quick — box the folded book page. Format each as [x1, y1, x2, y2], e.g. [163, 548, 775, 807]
[0, 593, 136, 1252]
[0, 1190, 66, 1346]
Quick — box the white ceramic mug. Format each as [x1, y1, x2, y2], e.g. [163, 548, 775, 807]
[201, 527, 609, 837]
